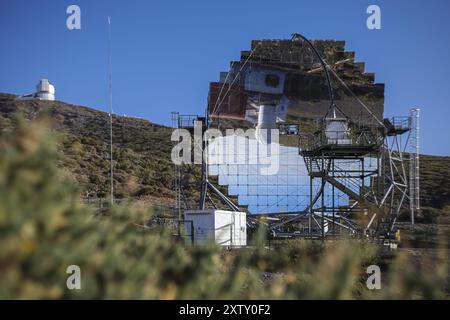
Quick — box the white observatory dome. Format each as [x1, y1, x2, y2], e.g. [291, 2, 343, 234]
[35, 79, 55, 101]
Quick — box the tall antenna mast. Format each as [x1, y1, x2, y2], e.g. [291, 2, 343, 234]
[108, 16, 114, 205]
[409, 108, 420, 226]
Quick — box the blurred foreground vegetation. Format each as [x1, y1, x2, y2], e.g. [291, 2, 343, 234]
[0, 120, 449, 299]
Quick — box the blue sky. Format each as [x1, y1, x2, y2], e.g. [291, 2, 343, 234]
[0, 0, 449, 155]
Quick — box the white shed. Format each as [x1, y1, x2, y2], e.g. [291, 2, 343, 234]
[184, 210, 247, 247]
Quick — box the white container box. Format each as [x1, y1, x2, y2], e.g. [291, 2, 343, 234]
[184, 210, 247, 247]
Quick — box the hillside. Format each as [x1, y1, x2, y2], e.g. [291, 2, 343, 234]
[0, 93, 179, 204]
[1, 92, 449, 220]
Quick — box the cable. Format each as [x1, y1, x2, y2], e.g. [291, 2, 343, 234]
[326, 64, 386, 128]
[107, 16, 114, 205]
[211, 43, 261, 117]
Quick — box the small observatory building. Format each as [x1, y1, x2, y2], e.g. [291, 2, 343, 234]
[18, 79, 55, 101]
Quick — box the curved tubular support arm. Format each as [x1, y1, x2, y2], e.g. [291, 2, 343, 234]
[291, 33, 338, 118]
